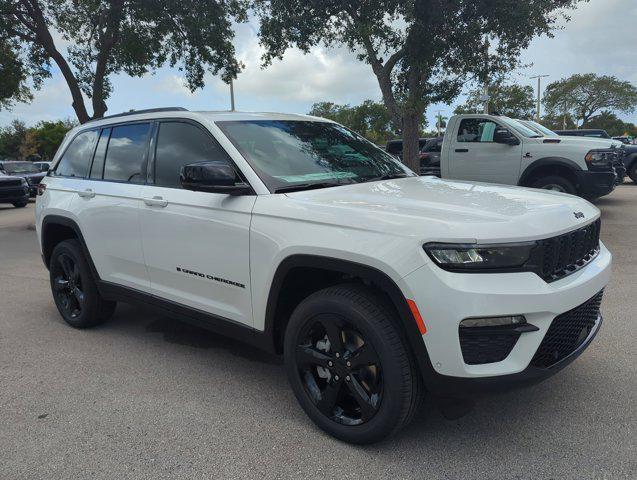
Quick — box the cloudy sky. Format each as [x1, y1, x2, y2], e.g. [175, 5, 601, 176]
[1, 0, 635, 129]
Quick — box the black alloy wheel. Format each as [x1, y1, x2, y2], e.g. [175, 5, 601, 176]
[284, 284, 423, 444]
[52, 252, 85, 319]
[295, 314, 383, 426]
[49, 239, 116, 328]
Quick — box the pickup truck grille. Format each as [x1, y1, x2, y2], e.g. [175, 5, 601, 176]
[531, 290, 603, 368]
[537, 219, 601, 282]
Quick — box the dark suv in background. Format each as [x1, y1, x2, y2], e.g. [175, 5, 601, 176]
[0, 172, 29, 207]
[0, 161, 47, 197]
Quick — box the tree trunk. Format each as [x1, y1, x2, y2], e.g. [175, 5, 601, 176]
[402, 111, 421, 173]
[27, 0, 91, 123]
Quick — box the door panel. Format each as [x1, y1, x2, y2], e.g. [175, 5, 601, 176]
[75, 122, 152, 291]
[139, 120, 255, 326]
[73, 181, 150, 291]
[449, 118, 522, 184]
[139, 186, 255, 325]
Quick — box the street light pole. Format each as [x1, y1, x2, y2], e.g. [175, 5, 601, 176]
[530, 74, 549, 122]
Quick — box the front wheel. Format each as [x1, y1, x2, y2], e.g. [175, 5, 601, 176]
[284, 284, 423, 444]
[629, 163, 637, 184]
[49, 239, 117, 328]
[531, 175, 576, 195]
[12, 201, 27, 208]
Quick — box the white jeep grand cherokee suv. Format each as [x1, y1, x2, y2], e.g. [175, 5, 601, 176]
[35, 108, 611, 444]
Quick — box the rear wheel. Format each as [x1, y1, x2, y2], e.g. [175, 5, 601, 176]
[49, 239, 116, 328]
[12, 201, 27, 208]
[284, 284, 422, 444]
[531, 175, 576, 195]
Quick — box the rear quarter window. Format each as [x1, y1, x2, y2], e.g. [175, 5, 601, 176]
[54, 130, 99, 177]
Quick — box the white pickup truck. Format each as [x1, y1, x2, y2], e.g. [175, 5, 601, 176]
[438, 114, 622, 198]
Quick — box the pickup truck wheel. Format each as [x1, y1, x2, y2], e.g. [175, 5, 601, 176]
[49, 239, 117, 328]
[284, 284, 422, 444]
[531, 175, 576, 194]
[629, 163, 637, 183]
[12, 201, 27, 208]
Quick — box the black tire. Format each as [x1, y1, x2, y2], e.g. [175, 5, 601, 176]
[12, 201, 27, 208]
[530, 175, 577, 195]
[49, 239, 116, 328]
[629, 163, 637, 184]
[284, 284, 423, 444]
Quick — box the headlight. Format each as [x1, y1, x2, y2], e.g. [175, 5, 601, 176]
[20, 178, 28, 186]
[585, 150, 614, 168]
[423, 242, 536, 271]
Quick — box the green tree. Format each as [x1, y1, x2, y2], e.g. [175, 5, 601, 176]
[543, 74, 637, 126]
[256, 0, 580, 171]
[454, 82, 535, 118]
[0, 38, 43, 109]
[584, 111, 636, 138]
[0, 119, 27, 159]
[29, 119, 76, 159]
[541, 112, 576, 131]
[0, 0, 247, 123]
[309, 100, 424, 144]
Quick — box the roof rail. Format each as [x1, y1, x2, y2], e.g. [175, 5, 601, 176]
[85, 107, 189, 123]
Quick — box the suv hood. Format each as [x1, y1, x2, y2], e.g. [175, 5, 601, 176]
[282, 177, 599, 243]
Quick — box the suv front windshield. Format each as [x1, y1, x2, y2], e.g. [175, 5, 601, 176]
[217, 120, 414, 192]
[2, 162, 39, 174]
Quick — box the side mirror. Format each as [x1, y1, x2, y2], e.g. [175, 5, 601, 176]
[180, 161, 252, 195]
[494, 128, 520, 146]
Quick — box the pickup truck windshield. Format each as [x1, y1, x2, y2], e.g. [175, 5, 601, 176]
[501, 117, 542, 138]
[2, 162, 39, 174]
[217, 120, 414, 192]
[522, 120, 559, 138]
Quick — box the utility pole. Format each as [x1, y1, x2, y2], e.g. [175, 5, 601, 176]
[481, 36, 490, 114]
[229, 78, 235, 111]
[530, 74, 549, 122]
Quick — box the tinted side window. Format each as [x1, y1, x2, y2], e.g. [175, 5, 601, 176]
[89, 128, 111, 179]
[457, 118, 499, 143]
[154, 122, 231, 188]
[103, 123, 150, 183]
[55, 130, 99, 177]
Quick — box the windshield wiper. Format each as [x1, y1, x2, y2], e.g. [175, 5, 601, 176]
[274, 182, 342, 193]
[365, 173, 412, 182]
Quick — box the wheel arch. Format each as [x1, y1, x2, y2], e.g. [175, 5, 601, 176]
[263, 254, 436, 384]
[518, 157, 582, 187]
[41, 215, 100, 280]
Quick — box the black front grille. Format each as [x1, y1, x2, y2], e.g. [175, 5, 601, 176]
[459, 328, 520, 365]
[531, 290, 603, 368]
[1, 179, 22, 187]
[538, 219, 601, 282]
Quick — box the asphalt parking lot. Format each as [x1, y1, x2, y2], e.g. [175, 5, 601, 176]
[1, 186, 636, 480]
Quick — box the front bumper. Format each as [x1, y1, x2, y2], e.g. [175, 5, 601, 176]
[399, 242, 611, 397]
[575, 170, 616, 198]
[428, 313, 602, 396]
[0, 187, 29, 203]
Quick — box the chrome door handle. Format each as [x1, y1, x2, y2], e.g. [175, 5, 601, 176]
[77, 188, 95, 198]
[143, 196, 168, 207]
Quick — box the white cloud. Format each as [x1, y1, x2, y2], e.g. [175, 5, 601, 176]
[153, 75, 197, 98]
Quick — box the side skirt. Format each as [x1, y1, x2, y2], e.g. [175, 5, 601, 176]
[98, 281, 275, 353]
